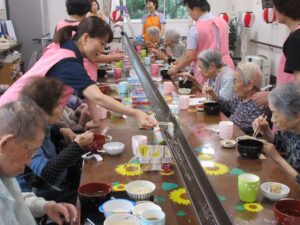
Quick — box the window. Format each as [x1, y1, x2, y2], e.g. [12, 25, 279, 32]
[111, 0, 189, 20]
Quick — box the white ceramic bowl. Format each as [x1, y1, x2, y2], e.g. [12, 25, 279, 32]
[99, 199, 135, 218]
[103, 214, 140, 225]
[126, 180, 156, 201]
[103, 142, 125, 156]
[260, 182, 290, 201]
[132, 202, 161, 217]
[221, 139, 237, 148]
[178, 88, 191, 95]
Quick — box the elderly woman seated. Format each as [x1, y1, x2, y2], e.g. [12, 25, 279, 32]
[154, 29, 186, 61]
[206, 62, 265, 134]
[145, 26, 161, 50]
[17, 78, 93, 204]
[179, 49, 234, 100]
[253, 83, 300, 183]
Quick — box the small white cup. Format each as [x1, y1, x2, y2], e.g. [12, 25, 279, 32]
[141, 209, 165, 225]
[131, 135, 148, 155]
[219, 121, 234, 139]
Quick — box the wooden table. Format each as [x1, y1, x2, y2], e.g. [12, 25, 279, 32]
[79, 104, 300, 225]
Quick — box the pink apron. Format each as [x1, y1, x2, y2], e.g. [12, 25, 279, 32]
[56, 20, 80, 33]
[0, 43, 76, 107]
[56, 20, 98, 82]
[193, 16, 234, 84]
[276, 25, 300, 85]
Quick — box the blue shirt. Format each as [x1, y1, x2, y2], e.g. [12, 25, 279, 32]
[218, 95, 265, 135]
[274, 131, 300, 173]
[46, 40, 95, 94]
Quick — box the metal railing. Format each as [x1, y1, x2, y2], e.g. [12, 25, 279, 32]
[121, 31, 233, 225]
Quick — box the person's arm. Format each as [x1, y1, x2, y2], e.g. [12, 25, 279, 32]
[168, 49, 197, 75]
[30, 132, 92, 184]
[86, 98, 100, 125]
[262, 141, 298, 178]
[160, 23, 165, 37]
[294, 71, 300, 82]
[22, 192, 48, 218]
[23, 192, 78, 224]
[94, 53, 124, 63]
[83, 84, 156, 128]
[252, 116, 274, 142]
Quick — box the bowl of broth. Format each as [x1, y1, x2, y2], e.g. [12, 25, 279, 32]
[274, 199, 300, 225]
[78, 182, 111, 209]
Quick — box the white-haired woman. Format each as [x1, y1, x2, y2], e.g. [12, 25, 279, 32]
[207, 62, 266, 134]
[253, 83, 300, 183]
[164, 29, 186, 60]
[145, 26, 161, 50]
[178, 49, 234, 100]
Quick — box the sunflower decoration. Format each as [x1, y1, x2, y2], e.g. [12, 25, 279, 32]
[112, 183, 127, 191]
[243, 203, 264, 213]
[201, 161, 229, 176]
[169, 188, 191, 206]
[198, 153, 214, 161]
[160, 170, 175, 176]
[115, 163, 143, 176]
[188, 108, 196, 113]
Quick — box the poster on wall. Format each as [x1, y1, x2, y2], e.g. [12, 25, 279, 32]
[262, 0, 273, 9]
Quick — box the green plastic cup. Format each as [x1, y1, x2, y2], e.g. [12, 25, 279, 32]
[238, 173, 260, 202]
[140, 49, 147, 57]
[115, 61, 123, 68]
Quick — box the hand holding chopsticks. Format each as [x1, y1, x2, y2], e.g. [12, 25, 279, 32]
[252, 114, 267, 138]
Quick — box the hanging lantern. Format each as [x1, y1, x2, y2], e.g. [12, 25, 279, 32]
[219, 12, 229, 23]
[263, 7, 276, 23]
[111, 9, 122, 23]
[242, 12, 255, 28]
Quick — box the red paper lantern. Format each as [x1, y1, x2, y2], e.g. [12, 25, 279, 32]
[263, 7, 276, 23]
[242, 12, 255, 28]
[219, 12, 229, 23]
[111, 9, 122, 23]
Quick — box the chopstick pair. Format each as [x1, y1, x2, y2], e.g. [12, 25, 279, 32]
[252, 114, 267, 139]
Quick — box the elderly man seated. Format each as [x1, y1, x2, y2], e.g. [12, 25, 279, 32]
[0, 98, 77, 225]
[253, 83, 300, 183]
[205, 62, 266, 134]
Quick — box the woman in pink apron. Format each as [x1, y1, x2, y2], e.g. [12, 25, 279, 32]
[252, 0, 300, 106]
[55, 0, 123, 81]
[168, 0, 234, 84]
[0, 17, 156, 129]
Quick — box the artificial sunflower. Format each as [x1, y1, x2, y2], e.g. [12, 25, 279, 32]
[115, 163, 143, 176]
[201, 162, 229, 175]
[169, 188, 191, 206]
[160, 170, 175, 176]
[198, 153, 214, 161]
[112, 183, 127, 191]
[188, 109, 196, 113]
[243, 203, 264, 213]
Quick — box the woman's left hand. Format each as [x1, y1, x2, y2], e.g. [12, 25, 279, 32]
[261, 140, 281, 160]
[134, 110, 157, 129]
[44, 202, 78, 225]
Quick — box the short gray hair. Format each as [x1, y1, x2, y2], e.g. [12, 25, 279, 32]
[146, 26, 160, 39]
[269, 83, 300, 119]
[164, 29, 180, 44]
[0, 97, 46, 142]
[198, 49, 224, 69]
[237, 62, 263, 89]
